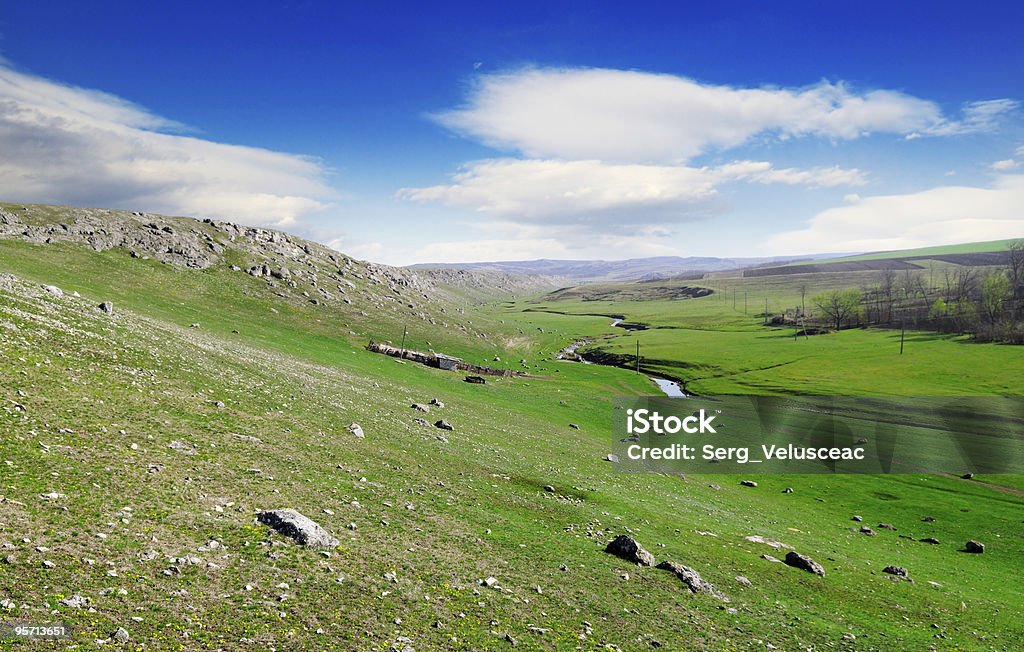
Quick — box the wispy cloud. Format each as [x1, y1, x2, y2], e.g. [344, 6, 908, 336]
[766, 175, 1024, 254]
[0, 65, 335, 226]
[399, 158, 864, 224]
[433, 68, 978, 163]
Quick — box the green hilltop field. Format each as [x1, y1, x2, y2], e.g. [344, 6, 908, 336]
[1, 204, 1022, 650]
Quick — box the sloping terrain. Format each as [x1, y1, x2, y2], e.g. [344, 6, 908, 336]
[1, 206, 1022, 650]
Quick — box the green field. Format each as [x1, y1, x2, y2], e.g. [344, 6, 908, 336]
[1, 208, 1022, 650]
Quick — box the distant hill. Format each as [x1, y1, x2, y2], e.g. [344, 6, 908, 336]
[409, 255, 830, 283]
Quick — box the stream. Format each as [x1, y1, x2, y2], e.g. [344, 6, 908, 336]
[558, 318, 687, 397]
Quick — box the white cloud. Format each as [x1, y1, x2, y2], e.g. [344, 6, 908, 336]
[0, 65, 335, 226]
[433, 67, 1005, 164]
[766, 175, 1024, 254]
[399, 158, 864, 224]
[990, 158, 1018, 171]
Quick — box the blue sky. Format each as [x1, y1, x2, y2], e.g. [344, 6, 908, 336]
[1, 1, 1022, 264]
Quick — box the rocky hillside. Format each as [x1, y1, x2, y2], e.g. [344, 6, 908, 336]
[0, 202, 560, 310]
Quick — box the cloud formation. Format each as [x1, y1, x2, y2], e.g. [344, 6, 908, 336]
[0, 66, 335, 226]
[767, 174, 1024, 253]
[399, 158, 865, 224]
[433, 68, 1011, 163]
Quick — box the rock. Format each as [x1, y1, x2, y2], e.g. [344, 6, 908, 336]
[784, 551, 825, 576]
[464, 375, 486, 384]
[859, 527, 876, 536]
[481, 576, 498, 587]
[740, 480, 758, 487]
[735, 575, 752, 587]
[605, 453, 619, 462]
[347, 423, 364, 438]
[782, 487, 794, 494]
[257, 509, 339, 549]
[41, 284, 63, 296]
[190, 323, 200, 328]
[434, 420, 454, 431]
[851, 515, 863, 522]
[605, 535, 655, 566]
[708, 484, 721, 490]
[543, 485, 555, 493]
[920, 537, 940, 545]
[761, 554, 782, 563]
[429, 398, 445, 408]
[744, 535, 793, 550]
[883, 565, 908, 578]
[961, 473, 974, 480]
[922, 516, 936, 522]
[168, 440, 197, 455]
[98, 301, 114, 314]
[59, 594, 90, 608]
[413, 418, 430, 427]
[656, 561, 724, 598]
[411, 403, 430, 413]
[878, 523, 897, 531]
[964, 540, 985, 553]
[569, 423, 580, 430]
[113, 627, 130, 642]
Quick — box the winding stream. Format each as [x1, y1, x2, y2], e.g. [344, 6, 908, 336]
[558, 318, 687, 397]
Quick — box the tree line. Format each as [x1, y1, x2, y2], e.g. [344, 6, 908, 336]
[801, 242, 1024, 344]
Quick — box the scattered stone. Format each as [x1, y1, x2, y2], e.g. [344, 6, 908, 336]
[481, 576, 499, 587]
[411, 403, 430, 413]
[782, 487, 794, 494]
[860, 527, 877, 536]
[257, 509, 339, 549]
[39, 491, 65, 501]
[605, 454, 619, 462]
[883, 565, 909, 578]
[41, 284, 63, 296]
[434, 420, 454, 431]
[168, 440, 197, 455]
[656, 561, 724, 598]
[922, 516, 936, 522]
[112, 627, 130, 642]
[569, 423, 580, 430]
[59, 595, 90, 609]
[543, 485, 556, 493]
[761, 554, 782, 563]
[605, 535, 655, 566]
[744, 535, 793, 550]
[429, 398, 445, 407]
[851, 515, 863, 522]
[190, 323, 200, 328]
[735, 575, 753, 587]
[878, 523, 897, 531]
[464, 375, 486, 384]
[740, 480, 758, 487]
[784, 551, 825, 576]
[920, 537, 940, 545]
[964, 540, 985, 554]
[347, 423, 364, 438]
[961, 473, 974, 480]
[98, 301, 114, 314]
[232, 433, 262, 444]
[707, 483, 721, 490]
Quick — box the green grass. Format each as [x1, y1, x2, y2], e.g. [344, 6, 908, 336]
[2, 222, 1023, 650]
[787, 238, 1022, 266]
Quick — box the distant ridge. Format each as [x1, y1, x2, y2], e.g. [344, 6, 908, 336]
[408, 255, 835, 283]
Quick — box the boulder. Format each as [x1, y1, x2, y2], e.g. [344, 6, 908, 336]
[434, 420, 454, 431]
[347, 423, 364, 438]
[740, 480, 758, 487]
[605, 535, 655, 566]
[964, 540, 985, 553]
[98, 301, 114, 314]
[656, 561, 724, 598]
[784, 551, 825, 576]
[257, 509, 339, 549]
[883, 565, 908, 578]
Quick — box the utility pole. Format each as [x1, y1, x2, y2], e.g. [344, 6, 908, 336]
[899, 321, 905, 355]
[635, 340, 640, 374]
[400, 325, 408, 359]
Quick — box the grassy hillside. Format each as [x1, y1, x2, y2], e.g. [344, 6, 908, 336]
[2, 206, 1022, 650]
